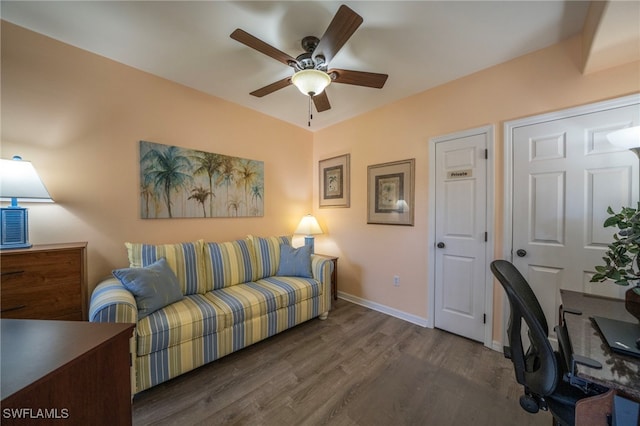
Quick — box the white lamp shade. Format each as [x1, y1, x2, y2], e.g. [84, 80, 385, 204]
[291, 70, 331, 96]
[294, 214, 323, 236]
[606, 126, 640, 149]
[0, 157, 53, 202]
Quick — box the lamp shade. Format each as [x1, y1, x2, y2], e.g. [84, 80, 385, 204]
[0, 156, 53, 202]
[294, 214, 323, 236]
[607, 126, 640, 149]
[291, 69, 331, 96]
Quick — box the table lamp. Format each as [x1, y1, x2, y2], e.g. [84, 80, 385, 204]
[0, 156, 53, 249]
[294, 214, 323, 254]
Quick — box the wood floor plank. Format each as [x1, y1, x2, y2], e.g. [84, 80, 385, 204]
[133, 299, 551, 426]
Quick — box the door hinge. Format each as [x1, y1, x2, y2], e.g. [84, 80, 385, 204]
[484, 149, 488, 159]
[483, 314, 486, 324]
[484, 232, 488, 242]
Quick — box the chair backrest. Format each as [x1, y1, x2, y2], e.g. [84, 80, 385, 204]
[490, 260, 559, 396]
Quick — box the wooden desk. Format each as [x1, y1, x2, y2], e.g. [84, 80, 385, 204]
[1, 319, 134, 425]
[561, 290, 640, 401]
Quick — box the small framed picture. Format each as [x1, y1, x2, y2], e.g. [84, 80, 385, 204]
[367, 158, 415, 225]
[319, 154, 350, 208]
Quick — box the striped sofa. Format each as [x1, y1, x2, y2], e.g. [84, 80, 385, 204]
[89, 235, 332, 394]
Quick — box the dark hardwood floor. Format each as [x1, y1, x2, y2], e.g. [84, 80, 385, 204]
[132, 299, 550, 426]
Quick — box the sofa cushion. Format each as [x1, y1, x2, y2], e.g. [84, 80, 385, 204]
[126, 240, 205, 295]
[204, 277, 321, 327]
[136, 293, 228, 356]
[277, 244, 313, 278]
[203, 239, 257, 290]
[254, 276, 322, 308]
[112, 257, 184, 319]
[204, 283, 277, 325]
[248, 235, 292, 280]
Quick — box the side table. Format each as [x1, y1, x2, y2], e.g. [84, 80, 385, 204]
[316, 254, 338, 300]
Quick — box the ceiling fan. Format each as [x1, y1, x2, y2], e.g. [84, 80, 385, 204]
[230, 4, 388, 117]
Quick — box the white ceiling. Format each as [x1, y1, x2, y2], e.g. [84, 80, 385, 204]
[1, 1, 591, 131]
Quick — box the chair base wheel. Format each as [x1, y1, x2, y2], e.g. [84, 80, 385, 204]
[520, 394, 540, 413]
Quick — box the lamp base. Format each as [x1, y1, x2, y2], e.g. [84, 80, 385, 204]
[304, 236, 315, 254]
[0, 207, 31, 250]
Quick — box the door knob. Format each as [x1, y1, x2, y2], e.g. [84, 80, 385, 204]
[516, 249, 527, 257]
[437, 242, 445, 249]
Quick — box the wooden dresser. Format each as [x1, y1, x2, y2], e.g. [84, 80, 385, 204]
[0, 242, 87, 320]
[1, 319, 134, 425]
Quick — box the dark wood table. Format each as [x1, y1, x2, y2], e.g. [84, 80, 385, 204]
[1, 319, 134, 425]
[560, 290, 640, 401]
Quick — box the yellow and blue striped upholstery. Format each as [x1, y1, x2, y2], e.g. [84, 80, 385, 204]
[135, 297, 322, 390]
[90, 238, 333, 394]
[136, 293, 228, 356]
[248, 235, 291, 279]
[203, 239, 256, 290]
[137, 277, 322, 356]
[204, 277, 320, 324]
[89, 278, 138, 323]
[253, 276, 321, 310]
[125, 240, 205, 295]
[204, 283, 277, 325]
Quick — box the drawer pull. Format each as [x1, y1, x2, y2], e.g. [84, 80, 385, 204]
[1, 305, 26, 313]
[1, 270, 25, 277]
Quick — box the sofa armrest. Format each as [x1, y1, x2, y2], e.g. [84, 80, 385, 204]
[311, 255, 332, 284]
[89, 277, 138, 323]
[311, 255, 332, 315]
[89, 277, 139, 396]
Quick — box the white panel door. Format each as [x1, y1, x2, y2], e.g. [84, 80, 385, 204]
[434, 133, 487, 342]
[511, 103, 640, 331]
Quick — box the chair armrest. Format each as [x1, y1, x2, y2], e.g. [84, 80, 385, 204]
[554, 323, 603, 395]
[89, 277, 138, 323]
[573, 354, 602, 370]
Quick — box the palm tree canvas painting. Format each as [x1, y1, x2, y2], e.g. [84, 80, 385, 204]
[139, 140, 264, 218]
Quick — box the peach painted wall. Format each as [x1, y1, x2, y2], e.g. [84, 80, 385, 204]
[1, 22, 314, 301]
[3, 20, 640, 341]
[312, 35, 640, 336]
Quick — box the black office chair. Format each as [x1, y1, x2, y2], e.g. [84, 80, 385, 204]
[490, 260, 607, 426]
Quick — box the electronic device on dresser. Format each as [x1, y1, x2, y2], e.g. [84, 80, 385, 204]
[0, 242, 87, 320]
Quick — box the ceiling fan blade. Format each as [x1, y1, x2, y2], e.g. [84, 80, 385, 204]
[231, 29, 297, 67]
[312, 91, 331, 112]
[250, 77, 292, 97]
[312, 5, 363, 65]
[329, 69, 388, 89]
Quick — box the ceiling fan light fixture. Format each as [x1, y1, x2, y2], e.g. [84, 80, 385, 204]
[291, 69, 331, 96]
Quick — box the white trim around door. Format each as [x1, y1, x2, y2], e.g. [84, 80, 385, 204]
[427, 125, 495, 349]
[501, 93, 640, 347]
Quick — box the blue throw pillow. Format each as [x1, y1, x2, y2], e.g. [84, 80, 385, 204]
[112, 257, 184, 319]
[276, 244, 313, 278]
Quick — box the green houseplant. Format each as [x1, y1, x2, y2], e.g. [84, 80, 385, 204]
[591, 203, 640, 321]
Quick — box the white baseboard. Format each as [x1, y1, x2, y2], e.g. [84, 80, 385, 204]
[337, 292, 503, 354]
[337, 292, 430, 328]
